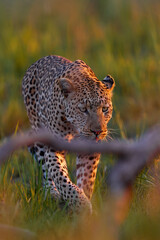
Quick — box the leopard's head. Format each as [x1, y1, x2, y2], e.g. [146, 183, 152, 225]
[59, 60, 115, 140]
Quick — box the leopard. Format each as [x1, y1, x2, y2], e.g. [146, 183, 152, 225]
[22, 55, 115, 213]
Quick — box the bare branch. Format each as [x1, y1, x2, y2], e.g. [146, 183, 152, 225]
[0, 130, 131, 164]
[108, 125, 160, 194]
[0, 125, 160, 194]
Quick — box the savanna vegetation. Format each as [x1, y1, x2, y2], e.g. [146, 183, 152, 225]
[0, 0, 160, 239]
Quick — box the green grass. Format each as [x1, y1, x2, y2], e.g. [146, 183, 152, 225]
[0, 0, 160, 239]
[1, 150, 160, 240]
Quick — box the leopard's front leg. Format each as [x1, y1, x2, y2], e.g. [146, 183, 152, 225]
[76, 153, 101, 199]
[30, 144, 91, 212]
[44, 147, 92, 212]
[29, 143, 61, 200]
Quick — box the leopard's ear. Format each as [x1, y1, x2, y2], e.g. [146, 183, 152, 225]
[59, 78, 74, 98]
[102, 75, 115, 91]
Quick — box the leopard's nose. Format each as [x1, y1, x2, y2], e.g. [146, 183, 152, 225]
[90, 130, 102, 137]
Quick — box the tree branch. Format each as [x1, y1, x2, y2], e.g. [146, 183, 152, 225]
[0, 126, 160, 194]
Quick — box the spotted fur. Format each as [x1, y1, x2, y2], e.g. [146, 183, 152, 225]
[22, 55, 115, 212]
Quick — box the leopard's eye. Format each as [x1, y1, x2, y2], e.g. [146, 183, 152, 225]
[102, 106, 109, 113]
[80, 107, 88, 113]
[78, 104, 88, 113]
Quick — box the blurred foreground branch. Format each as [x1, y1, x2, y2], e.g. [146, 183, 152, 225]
[0, 224, 36, 240]
[0, 126, 160, 194]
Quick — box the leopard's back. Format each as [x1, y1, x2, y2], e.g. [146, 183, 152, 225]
[22, 55, 72, 128]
